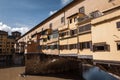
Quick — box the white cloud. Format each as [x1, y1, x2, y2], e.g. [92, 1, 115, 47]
[0, 22, 30, 35]
[61, 0, 73, 5]
[49, 10, 57, 15]
[11, 27, 29, 34]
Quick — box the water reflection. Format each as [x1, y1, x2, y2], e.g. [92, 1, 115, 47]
[83, 67, 118, 80]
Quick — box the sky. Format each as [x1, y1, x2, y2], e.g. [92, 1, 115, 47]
[0, 0, 73, 35]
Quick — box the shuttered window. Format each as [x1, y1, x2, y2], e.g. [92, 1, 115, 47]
[93, 42, 110, 52]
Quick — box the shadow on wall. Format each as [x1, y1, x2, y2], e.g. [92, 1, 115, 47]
[0, 54, 25, 69]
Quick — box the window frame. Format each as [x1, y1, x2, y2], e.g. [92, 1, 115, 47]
[116, 42, 120, 50]
[79, 6, 85, 14]
[69, 19, 72, 24]
[116, 21, 120, 29]
[79, 41, 91, 50]
[49, 23, 52, 28]
[74, 17, 78, 22]
[70, 29, 77, 36]
[61, 17, 65, 24]
[93, 42, 110, 52]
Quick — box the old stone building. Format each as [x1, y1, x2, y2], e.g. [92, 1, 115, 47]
[0, 30, 21, 66]
[17, 0, 120, 75]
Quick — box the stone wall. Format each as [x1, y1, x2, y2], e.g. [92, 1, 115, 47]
[25, 54, 82, 76]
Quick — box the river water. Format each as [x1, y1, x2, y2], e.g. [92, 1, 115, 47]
[83, 67, 119, 80]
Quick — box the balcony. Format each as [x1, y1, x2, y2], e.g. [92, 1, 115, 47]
[58, 25, 68, 31]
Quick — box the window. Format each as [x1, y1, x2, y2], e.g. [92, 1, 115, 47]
[43, 38, 47, 42]
[69, 44, 77, 50]
[117, 42, 120, 50]
[70, 19, 72, 24]
[79, 42, 91, 50]
[79, 24, 91, 33]
[74, 17, 78, 22]
[93, 42, 110, 51]
[53, 33, 58, 38]
[47, 35, 51, 40]
[61, 17, 65, 23]
[60, 45, 68, 50]
[52, 30, 59, 39]
[79, 6, 85, 14]
[116, 22, 120, 28]
[49, 23, 52, 28]
[59, 31, 69, 37]
[70, 29, 77, 36]
[49, 44, 58, 50]
[90, 10, 102, 18]
[54, 44, 58, 49]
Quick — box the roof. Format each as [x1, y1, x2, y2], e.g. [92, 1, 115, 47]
[12, 31, 21, 34]
[8, 36, 15, 39]
[0, 30, 8, 35]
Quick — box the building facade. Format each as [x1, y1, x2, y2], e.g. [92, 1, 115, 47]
[17, 0, 120, 75]
[0, 30, 21, 66]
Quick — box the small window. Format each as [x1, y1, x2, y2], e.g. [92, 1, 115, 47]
[70, 29, 77, 36]
[61, 17, 65, 23]
[79, 6, 85, 14]
[70, 19, 72, 24]
[117, 42, 120, 50]
[49, 23, 52, 28]
[116, 22, 120, 28]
